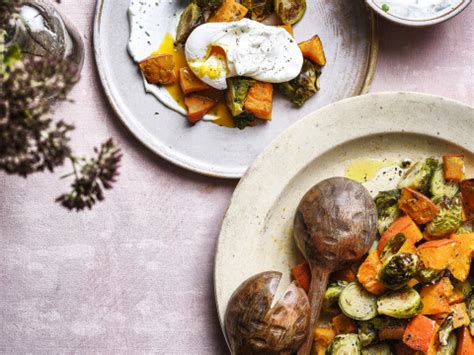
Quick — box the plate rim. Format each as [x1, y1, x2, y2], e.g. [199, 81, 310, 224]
[92, 0, 379, 179]
[213, 91, 474, 343]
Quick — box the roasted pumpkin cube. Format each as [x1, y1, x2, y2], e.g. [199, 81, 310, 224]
[448, 233, 474, 281]
[298, 35, 326, 66]
[208, 0, 248, 22]
[451, 303, 470, 328]
[178, 67, 210, 94]
[244, 81, 273, 120]
[139, 54, 176, 85]
[461, 179, 474, 221]
[420, 277, 453, 315]
[331, 314, 357, 335]
[357, 250, 385, 295]
[314, 327, 336, 347]
[399, 187, 440, 225]
[418, 238, 458, 271]
[403, 314, 439, 353]
[184, 94, 217, 123]
[443, 154, 465, 182]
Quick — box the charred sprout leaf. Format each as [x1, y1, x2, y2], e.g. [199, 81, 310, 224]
[357, 321, 378, 347]
[193, 0, 223, 10]
[398, 157, 438, 193]
[176, 3, 203, 45]
[380, 233, 406, 263]
[426, 196, 463, 237]
[277, 59, 320, 107]
[226, 77, 254, 117]
[430, 164, 460, 200]
[233, 112, 255, 130]
[322, 281, 348, 314]
[374, 189, 401, 235]
[416, 267, 445, 284]
[274, 0, 306, 25]
[326, 334, 361, 355]
[241, 0, 274, 21]
[56, 139, 122, 211]
[439, 312, 455, 346]
[379, 253, 420, 290]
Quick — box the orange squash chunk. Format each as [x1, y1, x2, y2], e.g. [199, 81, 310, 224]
[298, 35, 326, 66]
[377, 215, 423, 255]
[291, 262, 311, 293]
[399, 188, 440, 224]
[331, 314, 357, 335]
[448, 233, 474, 281]
[420, 277, 453, 315]
[451, 303, 470, 328]
[244, 81, 273, 120]
[418, 238, 458, 270]
[178, 67, 209, 94]
[443, 154, 465, 182]
[461, 179, 474, 220]
[403, 314, 439, 353]
[184, 94, 217, 123]
[139, 54, 176, 85]
[457, 326, 474, 355]
[357, 250, 385, 295]
[208, 0, 248, 22]
[314, 327, 336, 347]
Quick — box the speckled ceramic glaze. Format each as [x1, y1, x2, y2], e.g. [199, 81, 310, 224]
[214, 92, 474, 347]
[367, 0, 471, 26]
[93, 0, 377, 178]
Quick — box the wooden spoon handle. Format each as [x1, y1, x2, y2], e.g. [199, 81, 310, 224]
[297, 266, 330, 355]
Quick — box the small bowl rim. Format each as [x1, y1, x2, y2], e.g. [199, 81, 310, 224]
[365, 0, 472, 27]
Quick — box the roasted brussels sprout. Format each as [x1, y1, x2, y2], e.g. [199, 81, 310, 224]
[438, 332, 458, 355]
[339, 282, 378, 321]
[176, 3, 203, 45]
[380, 233, 406, 263]
[322, 281, 348, 314]
[226, 77, 255, 117]
[326, 334, 361, 355]
[274, 0, 306, 25]
[468, 293, 474, 336]
[374, 190, 401, 235]
[457, 221, 474, 234]
[426, 196, 463, 237]
[277, 59, 320, 107]
[398, 158, 438, 193]
[380, 253, 420, 290]
[430, 164, 460, 200]
[241, 0, 273, 21]
[361, 342, 393, 355]
[358, 321, 377, 347]
[193, 0, 223, 10]
[233, 112, 256, 130]
[416, 267, 445, 284]
[439, 312, 454, 346]
[377, 288, 422, 319]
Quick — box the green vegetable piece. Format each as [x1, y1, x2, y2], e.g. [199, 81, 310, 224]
[277, 59, 321, 107]
[339, 282, 378, 321]
[380, 233, 406, 263]
[374, 190, 401, 235]
[437, 332, 458, 355]
[361, 342, 393, 355]
[226, 77, 255, 117]
[381, 4, 390, 12]
[468, 293, 474, 336]
[397, 158, 438, 193]
[4, 44, 22, 67]
[439, 312, 454, 346]
[326, 334, 361, 355]
[457, 221, 474, 234]
[426, 196, 463, 237]
[233, 112, 256, 130]
[380, 253, 419, 290]
[416, 267, 445, 284]
[241, 0, 273, 21]
[274, 0, 306, 25]
[357, 321, 377, 347]
[322, 281, 348, 314]
[377, 288, 422, 319]
[193, 0, 223, 10]
[430, 164, 460, 200]
[176, 3, 203, 45]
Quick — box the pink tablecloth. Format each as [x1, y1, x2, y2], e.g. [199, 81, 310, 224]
[1, 2, 473, 353]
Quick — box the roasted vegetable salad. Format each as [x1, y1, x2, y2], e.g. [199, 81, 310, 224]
[290, 155, 474, 354]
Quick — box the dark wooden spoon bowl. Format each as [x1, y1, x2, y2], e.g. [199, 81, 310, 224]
[294, 177, 377, 354]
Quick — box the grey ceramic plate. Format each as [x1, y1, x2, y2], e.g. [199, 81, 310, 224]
[94, 0, 378, 178]
[214, 93, 474, 344]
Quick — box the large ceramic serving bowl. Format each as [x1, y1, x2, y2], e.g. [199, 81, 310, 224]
[366, 0, 471, 27]
[214, 92, 473, 346]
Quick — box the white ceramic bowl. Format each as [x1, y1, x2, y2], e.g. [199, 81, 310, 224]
[366, 0, 471, 27]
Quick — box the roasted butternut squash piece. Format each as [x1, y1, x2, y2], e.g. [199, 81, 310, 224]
[395, 342, 422, 355]
[377, 215, 423, 255]
[208, 0, 248, 22]
[457, 326, 474, 355]
[291, 261, 311, 293]
[139, 54, 176, 85]
[178, 67, 210, 94]
[451, 303, 470, 328]
[403, 314, 439, 353]
[184, 94, 217, 123]
[314, 327, 336, 347]
[357, 249, 385, 295]
[399, 187, 440, 224]
[443, 154, 465, 182]
[420, 277, 453, 315]
[298, 35, 326, 66]
[448, 233, 474, 281]
[331, 314, 357, 335]
[461, 179, 474, 220]
[418, 238, 458, 270]
[449, 287, 467, 305]
[244, 81, 273, 120]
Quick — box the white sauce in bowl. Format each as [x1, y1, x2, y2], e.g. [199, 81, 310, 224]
[373, 0, 465, 20]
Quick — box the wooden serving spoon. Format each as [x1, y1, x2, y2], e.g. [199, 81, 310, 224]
[294, 177, 377, 355]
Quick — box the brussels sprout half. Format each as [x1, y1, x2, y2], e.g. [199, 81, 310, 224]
[376, 288, 422, 319]
[380, 233, 406, 263]
[426, 196, 463, 237]
[374, 190, 401, 235]
[274, 0, 306, 25]
[357, 321, 377, 347]
[339, 283, 378, 321]
[379, 253, 420, 290]
[176, 3, 203, 45]
[326, 334, 361, 355]
[430, 164, 460, 200]
[322, 281, 348, 314]
[226, 77, 255, 117]
[398, 158, 438, 193]
[361, 342, 393, 355]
